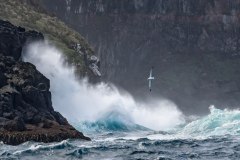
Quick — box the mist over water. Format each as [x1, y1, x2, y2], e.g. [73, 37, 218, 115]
[23, 41, 185, 131]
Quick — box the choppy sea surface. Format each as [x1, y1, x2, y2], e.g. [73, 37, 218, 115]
[1, 107, 240, 160]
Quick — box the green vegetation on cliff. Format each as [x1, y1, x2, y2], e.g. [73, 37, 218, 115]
[0, 0, 93, 75]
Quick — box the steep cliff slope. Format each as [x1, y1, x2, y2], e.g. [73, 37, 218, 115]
[0, 0, 100, 79]
[0, 20, 90, 145]
[39, 0, 240, 114]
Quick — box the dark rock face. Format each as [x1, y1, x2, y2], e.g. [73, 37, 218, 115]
[39, 0, 240, 114]
[0, 20, 44, 61]
[0, 20, 90, 145]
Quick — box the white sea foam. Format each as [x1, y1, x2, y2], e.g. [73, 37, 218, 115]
[23, 41, 185, 131]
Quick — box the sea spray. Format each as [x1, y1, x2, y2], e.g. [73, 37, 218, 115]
[179, 106, 240, 137]
[23, 41, 185, 131]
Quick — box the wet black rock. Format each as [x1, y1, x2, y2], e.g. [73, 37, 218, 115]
[0, 20, 90, 145]
[0, 19, 44, 61]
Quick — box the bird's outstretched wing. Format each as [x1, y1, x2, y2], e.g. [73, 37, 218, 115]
[148, 67, 154, 92]
[150, 67, 153, 77]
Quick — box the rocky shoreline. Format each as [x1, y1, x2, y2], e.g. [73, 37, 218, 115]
[0, 20, 90, 145]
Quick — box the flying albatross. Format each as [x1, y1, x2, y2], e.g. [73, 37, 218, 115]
[147, 67, 155, 92]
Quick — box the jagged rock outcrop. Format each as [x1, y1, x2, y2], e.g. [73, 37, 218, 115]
[38, 0, 240, 114]
[74, 43, 101, 77]
[0, 20, 44, 61]
[0, 20, 90, 145]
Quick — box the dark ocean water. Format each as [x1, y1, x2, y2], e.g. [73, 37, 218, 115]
[1, 107, 240, 160]
[0, 133, 240, 160]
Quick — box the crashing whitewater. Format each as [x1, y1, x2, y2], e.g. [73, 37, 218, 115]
[23, 41, 185, 132]
[22, 41, 240, 138]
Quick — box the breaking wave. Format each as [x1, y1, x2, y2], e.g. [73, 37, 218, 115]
[179, 106, 240, 137]
[23, 41, 185, 131]
[75, 111, 150, 133]
[22, 41, 240, 138]
[143, 106, 240, 140]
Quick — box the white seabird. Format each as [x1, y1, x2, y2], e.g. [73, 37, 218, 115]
[147, 67, 155, 92]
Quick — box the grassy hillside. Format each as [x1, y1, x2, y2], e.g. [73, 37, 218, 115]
[0, 0, 94, 75]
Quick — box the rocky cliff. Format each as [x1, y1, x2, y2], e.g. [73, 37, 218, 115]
[39, 0, 240, 114]
[0, 0, 101, 82]
[0, 20, 90, 145]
